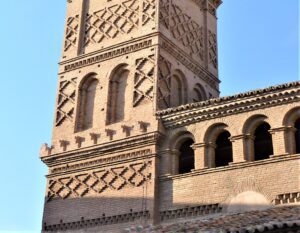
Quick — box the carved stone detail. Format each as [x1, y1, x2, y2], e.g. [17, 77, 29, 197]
[64, 15, 79, 52]
[84, 0, 139, 47]
[56, 78, 77, 126]
[160, 0, 204, 61]
[47, 161, 152, 201]
[208, 30, 218, 69]
[133, 54, 155, 107]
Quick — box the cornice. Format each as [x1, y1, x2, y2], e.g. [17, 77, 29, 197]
[59, 33, 159, 73]
[156, 81, 300, 129]
[159, 154, 300, 181]
[41, 132, 162, 167]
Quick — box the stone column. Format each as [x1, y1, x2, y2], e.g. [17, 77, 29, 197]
[230, 135, 247, 164]
[269, 127, 293, 156]
[192, 143, 208, 170]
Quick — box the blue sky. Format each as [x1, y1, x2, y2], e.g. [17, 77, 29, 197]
[0, 0, 298, 232]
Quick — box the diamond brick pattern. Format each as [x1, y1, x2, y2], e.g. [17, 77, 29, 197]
[84, 0, 139, 47]
[157, 56, 172, 109]
[208, 30, 218, 68]
[133, 54, 155, 107]
[47, 161, 152, 201]
[160, 0, 204, 61]
[142, 0, 156, 26]
[64, 15, 79, 52]
[55, 78, 77, 126]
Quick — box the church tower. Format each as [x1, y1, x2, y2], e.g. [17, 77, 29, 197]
[41, 0, 222, 231]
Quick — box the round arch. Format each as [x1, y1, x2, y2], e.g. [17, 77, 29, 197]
[76, 73, 99, 132]
[282, 107, 300, 154]
[106, 64, 130, 125]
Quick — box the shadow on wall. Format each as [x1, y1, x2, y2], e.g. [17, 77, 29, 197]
[42, 190, 297, 232]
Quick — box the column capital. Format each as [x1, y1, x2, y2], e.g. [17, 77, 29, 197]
[269, 126, 295, 134]
[229, 134, 255, 142]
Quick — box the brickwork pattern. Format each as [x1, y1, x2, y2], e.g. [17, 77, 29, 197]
[133, 54, 155, 107]
[56, 78, 77, 126]
[64, 15, 79, 52]
[47, 161, 152, 201]
[84, 0, 140, 47]
[159, 0, 204, 61]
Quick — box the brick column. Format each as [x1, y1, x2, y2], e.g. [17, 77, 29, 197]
[230, 135, 247, 163]
[207, 142, 216, 168]
[159, 149, 173, 176]
[171, 149, 180, 175]
[192, 143, 208, 170]
[269, 127, 293, 156]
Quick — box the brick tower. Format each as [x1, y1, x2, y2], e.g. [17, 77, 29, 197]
[40, 0, 222, 231]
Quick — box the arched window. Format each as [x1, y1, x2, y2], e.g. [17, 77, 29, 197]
[215, 131, 233, 167]
[193, 83, 207, 102]
[171, 71, 187, 107]
[107, 65, 129, 124]
[295, 118, 300, 154]
[254, 123, 273, 160]
[77, 75, 99, 131]
[178, 139, 195, 174]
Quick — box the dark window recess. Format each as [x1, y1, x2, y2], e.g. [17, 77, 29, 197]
[254, 123, 273, 160]
[215, 131, 233, 167]
[295, 118, 300, 154]
[179, 139, 195, 174]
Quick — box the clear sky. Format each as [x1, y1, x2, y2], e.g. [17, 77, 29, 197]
[0, 0, 298, 232]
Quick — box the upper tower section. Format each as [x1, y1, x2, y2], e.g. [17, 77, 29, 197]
[159, 0, 222, 77]
[47, 0, 222, 155]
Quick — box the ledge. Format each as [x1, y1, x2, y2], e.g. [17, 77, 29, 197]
[159, 154, 300, 181]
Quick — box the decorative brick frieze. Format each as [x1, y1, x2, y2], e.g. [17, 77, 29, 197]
[47, 161, 152, 201]
[42, 132, 161, 166]
[50, 149, 152, 174]
[273, 192, 300, 205]
[43, 210, 150, 231]
[61, 39, 153, 72]
[160, 204, 222, 222]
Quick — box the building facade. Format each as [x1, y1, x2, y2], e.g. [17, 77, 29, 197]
[40, 0, 300, 232]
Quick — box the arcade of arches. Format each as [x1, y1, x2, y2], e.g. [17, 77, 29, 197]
[173, 114, 300, 175]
